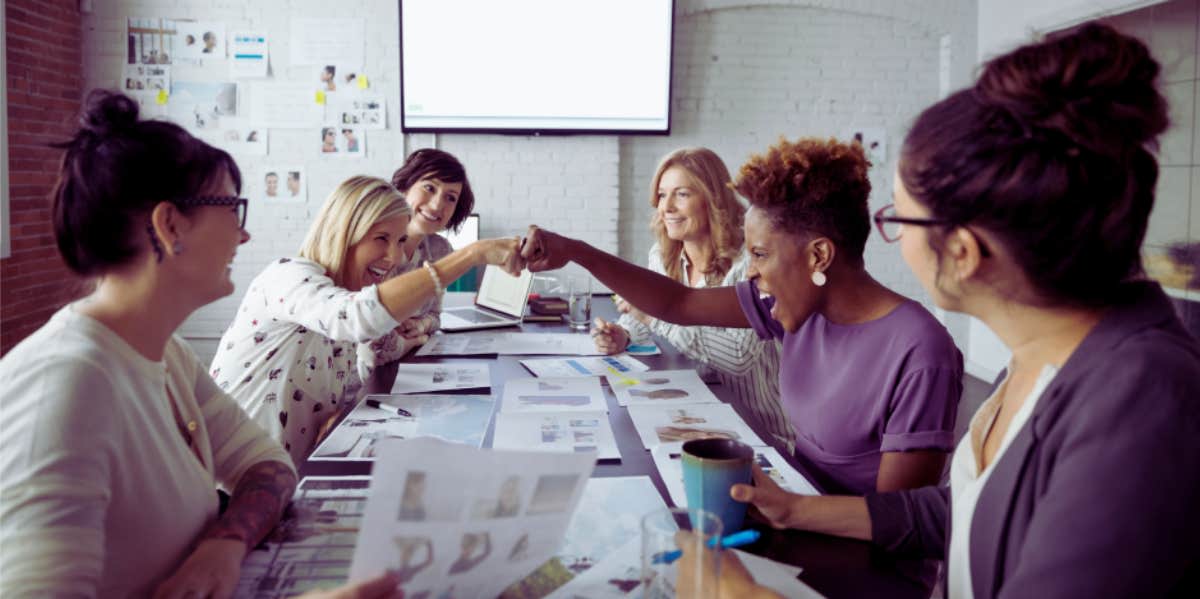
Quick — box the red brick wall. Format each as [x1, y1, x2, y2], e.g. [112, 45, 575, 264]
[1, 1, 84, 355]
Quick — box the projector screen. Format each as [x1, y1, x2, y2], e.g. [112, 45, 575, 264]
[400, 0, 674, 135]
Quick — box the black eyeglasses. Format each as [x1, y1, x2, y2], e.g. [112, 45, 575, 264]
[178, 195, 249, 229]
[872, 204, 951, 243]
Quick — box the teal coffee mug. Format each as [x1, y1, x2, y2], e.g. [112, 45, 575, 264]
[681, 438, 754, 533]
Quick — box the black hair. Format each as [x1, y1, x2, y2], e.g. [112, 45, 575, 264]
[390, 148, 476, 232]
[51, 89, 242, 276]
[899, 23, 1168, 306]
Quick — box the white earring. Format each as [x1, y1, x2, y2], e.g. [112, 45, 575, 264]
[811, 271, 827, 287]
[172, 241, 185, 255]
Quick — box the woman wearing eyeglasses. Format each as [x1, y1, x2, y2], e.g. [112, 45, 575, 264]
[521, 138, 963, 497]
[682, 23, 1200, 599]
[0, 90, 300, 597]
[209, 175, 524, 465]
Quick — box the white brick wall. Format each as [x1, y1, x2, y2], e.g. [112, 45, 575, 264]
[81, 0, 977, 363]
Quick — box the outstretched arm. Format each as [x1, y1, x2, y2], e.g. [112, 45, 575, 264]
[521, 226, 748, 328]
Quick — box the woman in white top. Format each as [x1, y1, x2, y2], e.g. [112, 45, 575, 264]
[592, 147, 792, 448]
[210, 175, 524, 465]
[0, 90, 299, 598]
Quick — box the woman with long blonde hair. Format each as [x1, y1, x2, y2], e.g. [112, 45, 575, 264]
[211, 175, 524, 464]
[593, 147, 792, 448]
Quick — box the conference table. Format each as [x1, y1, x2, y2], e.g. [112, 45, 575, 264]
[301, 294, 935, 599]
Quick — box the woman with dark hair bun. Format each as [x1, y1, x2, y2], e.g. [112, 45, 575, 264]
[685, 22, 1200, 598]
[0, 91, 399, 598]
[520, 137, 964, 497]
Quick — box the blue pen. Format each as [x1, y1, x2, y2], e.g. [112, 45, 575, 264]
[652, 529, 761, 565]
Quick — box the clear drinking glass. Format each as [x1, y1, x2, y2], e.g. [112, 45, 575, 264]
[640, 507, 722, 599]
[566, 275, 592, 332]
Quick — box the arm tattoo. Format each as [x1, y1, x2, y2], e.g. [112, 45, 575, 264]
[202, 461, 298, 550]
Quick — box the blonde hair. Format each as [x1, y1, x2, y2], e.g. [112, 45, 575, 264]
[649, 148, 745, 285]
[298, 175, 410, 286]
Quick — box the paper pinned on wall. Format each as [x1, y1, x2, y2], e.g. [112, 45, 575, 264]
[121, 64, 169, 94]
[259, 166, 306, 204]
[248, 82, 323, 128]
[289, 17, 365, 67]
[192, 117, 267, 157]
[173, 21, 225, 61]
[229, 31, 269, 78]
[327, 92, 387, 130]
[348, 437, 595, 597]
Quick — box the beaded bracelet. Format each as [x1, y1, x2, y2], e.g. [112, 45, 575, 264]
[422, 260, 444, 303]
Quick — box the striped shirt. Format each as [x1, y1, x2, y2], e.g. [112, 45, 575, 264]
[619, 245, 794, 450]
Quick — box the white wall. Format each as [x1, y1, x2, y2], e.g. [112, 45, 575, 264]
[977, 0, 1167, 60]
[80, 0, 977, 364]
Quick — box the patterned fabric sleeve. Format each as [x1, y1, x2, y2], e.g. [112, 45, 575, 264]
[259, 258, 400, 344]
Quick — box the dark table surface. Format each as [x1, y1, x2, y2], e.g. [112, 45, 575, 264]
[301, 296, 934, 599]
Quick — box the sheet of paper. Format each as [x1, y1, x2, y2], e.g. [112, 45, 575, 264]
[248, 81, 324, 128]
[492, 411, 620, 461]
[167, 81, 237, 132]
[417, 332, 606, 357]
[627, 402, 766, 452]
[327, 92, 387, 130]
[121, 64, 169, 94]
[512, 476, 667, 598]
[390, 362, 491, 394]
[191, 116, 267, 156]
[230, 31, 269, 78]
[289, 17, 364, 67]
[173, 21, 225, 61]
[735, 550, 823, 598]
[235, 476, 370, 597]
[310, 394, 494, 460]
[500, 376, 606, 413]
[519, 354, 650, 378]
[349, 438, 596, 598]
[652, 445, 819, 508]
[127, 17, 179, 65]
[257, 166, 306, 203]
[608, 369, 721, 407]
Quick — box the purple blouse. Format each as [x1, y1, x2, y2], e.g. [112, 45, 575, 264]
[736, 279, 962, 494]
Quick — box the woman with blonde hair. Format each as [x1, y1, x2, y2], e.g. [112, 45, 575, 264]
[592, 147, 793, 449]
[211, 175, 523, 464]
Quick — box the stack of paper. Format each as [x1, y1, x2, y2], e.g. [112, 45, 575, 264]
[608, 369, 721, 406]
[390, 362, 491, 394]
[492, 376, 620, 461]
[519, 354, 649, 378]
[651, 445, 820, 508]
[348, 438, 596, 599]
[626, 402, 766, 452]
[309, 394, 494, 460]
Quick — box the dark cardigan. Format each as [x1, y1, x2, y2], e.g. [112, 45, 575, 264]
[866, 282, 1200, 598]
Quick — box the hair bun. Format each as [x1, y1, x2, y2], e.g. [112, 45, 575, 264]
[974, 23, 1168, 155]
[78, 89, 141, 139]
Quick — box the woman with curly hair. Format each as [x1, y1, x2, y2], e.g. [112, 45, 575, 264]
[521, 139, 962, 496]
[591, 147, 791, 449]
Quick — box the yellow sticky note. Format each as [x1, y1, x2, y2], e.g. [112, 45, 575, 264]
[156, 89, 168, 105]
[315, 90, 326, 105]
[357, 74, 369, 89]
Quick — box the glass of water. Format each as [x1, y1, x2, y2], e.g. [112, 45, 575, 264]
[566, 275, 592, 332]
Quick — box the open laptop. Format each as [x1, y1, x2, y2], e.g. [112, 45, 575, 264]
[439, 265, 534, 332]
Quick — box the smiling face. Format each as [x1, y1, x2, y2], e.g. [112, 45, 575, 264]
[403, 176, 463, 236]
[180, 170, 250, 302]
[265, 173, 278, 196]
[744, 206, 818, 332]
[343, 215, 411, 291]
[655, 166, 710, 244]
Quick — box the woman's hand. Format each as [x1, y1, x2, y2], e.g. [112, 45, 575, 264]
[397, 315, 436, 339]
[591, 317, 630, 355]
[674, 531, 782, 599]
[297, 572, 403, 599]
[519, 226, 572, 272]
[730, 465, 804, 530]
[152, 538, 246, 599]
[471, 237, 525, 276]
[613, 294, 651, 326]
